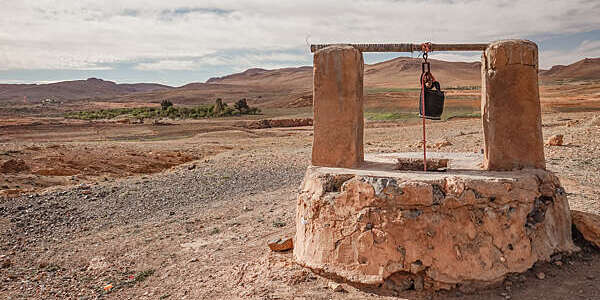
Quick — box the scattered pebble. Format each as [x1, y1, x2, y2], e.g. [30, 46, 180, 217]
[546, 134, 564, 146]
[433, 138, 452, 149]
[554, 260, 563, 266]
[268, 237, 293, 252]
[586, 274, 595, 280]
[536, 272, 546, 280]
[328, 282, 346, 293]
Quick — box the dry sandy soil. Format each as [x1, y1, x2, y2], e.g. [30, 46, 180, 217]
[0, 109, 599, 299]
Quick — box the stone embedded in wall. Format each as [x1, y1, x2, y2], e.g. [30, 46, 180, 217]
[294, 166, 577, 291]
[481, 40, 546, 171]
[312, 45, 364, 168]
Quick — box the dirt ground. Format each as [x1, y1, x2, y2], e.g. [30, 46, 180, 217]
[0, 117, 310, 198]
[0, 110, 599, 299]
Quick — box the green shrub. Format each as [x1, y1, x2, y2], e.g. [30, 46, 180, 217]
[161, 100, 173, 110]
[65, 99, 261, 120]
[234, 98, 250, 113]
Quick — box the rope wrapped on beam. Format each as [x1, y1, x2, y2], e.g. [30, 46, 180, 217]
[310, 43, 488, 53]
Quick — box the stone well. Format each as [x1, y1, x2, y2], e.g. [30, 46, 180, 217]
[296, 40, 578, 292]
[294, 153, 577, 291]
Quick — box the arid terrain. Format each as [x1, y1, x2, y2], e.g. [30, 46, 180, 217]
[1, 56, 600, 299]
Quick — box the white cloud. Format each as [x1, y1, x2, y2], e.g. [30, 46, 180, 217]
[0, 0, 599, 71]
[540, 40, 600, 69]
[132, 52, 310, 71]
[135, 60, 196, 70]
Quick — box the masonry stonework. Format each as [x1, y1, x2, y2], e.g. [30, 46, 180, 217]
[481, 40, 546, 171]
[294, 167, 576, 291]
[312, 45, 364, 168]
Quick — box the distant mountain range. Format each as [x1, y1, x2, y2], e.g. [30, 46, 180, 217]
[539, 58, 600, 81]
[1, 57, 598, 104]
[206, 57, 600, 89]
[0, 78, 172, 102]
[205, 58, 482, 89]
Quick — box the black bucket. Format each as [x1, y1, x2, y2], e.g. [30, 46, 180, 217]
[419, 81, 445, 120]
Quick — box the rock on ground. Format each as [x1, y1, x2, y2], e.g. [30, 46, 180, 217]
[547, 134, 564, 146]
[0, 159, 29, 173]
[268, 237, 294, 252]
[434, 138, 452, 149]
[328, 282, 346, 292]
[572, 210, 600, 248]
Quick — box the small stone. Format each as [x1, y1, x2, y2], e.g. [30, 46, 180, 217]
[536, 272, 546, 280]
[189, 258, 199, 263]
[546, 134, 564, 146]
[268, 237, 293, 252]
[413, 276, 424, 291]
[1, 258, 11, 268]
[586, 274, 595, 280]
[554, 261, 563, 266]
[571, 210, 600, 248]
[551, 253, 563, 262]
[328, 282, 346, 292]
[409, 260, 425, 274]
[433, 138, 452, 149]
[187, 164, 196, 170]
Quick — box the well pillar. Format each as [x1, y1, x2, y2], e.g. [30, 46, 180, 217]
[481, 40, 546, 170]
[312, 45, 364, 168]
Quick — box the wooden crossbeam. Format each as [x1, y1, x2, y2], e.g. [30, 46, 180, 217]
[310, 43, 488, 53]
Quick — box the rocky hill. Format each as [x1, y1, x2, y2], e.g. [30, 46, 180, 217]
[0, 78, 172, 102]
[540, 58, 600, 81]
[206, 67, 313, 89]
[205, 57, 482, 89]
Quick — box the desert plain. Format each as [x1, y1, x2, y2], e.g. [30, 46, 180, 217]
[1, 57, 600, 299]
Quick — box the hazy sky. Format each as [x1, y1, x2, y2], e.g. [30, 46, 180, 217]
[1, 0, 599, 86]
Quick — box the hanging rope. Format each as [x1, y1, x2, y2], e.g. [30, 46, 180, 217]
[420, 43, 432, 172]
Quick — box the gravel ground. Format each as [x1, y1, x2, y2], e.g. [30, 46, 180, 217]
[0, 111, 599, 299]
[1, 149, 307, 246]
[0, 148, 309, 299]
